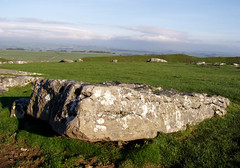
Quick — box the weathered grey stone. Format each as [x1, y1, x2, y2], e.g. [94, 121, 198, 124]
[147, 58, 167, 63]
[213, 63, 226, 66]
[75, 58, 83, 62]
[11, 98, 30, 118]
[196, 61, 206, 65]
[189, 62, 226, 66]
[1, 60, 28, 65]
[11, 60, 28, 64]
[59, 59, 74, 63]
[111, 59, 118, 63]
[21, 79, 230, 142]
[0, 75, 42, 94]
[233, 63, 239, 67]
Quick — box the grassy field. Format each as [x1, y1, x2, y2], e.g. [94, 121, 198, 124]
[0, 50, 118, 62]
[0, 54, 240, 167]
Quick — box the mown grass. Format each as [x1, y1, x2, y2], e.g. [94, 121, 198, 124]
[1, 54, 240, 167]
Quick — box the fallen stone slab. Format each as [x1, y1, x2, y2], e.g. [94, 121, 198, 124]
[12, 79, 230, 142]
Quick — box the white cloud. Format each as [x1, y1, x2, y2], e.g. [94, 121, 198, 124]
[16, 17, 73, 25]
[0, 22, 111, 40]
[118, 26, 189, 42]
[0, 17, 191, 43]
[0, 18, 191, 43]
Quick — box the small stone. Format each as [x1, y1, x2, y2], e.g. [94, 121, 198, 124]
[75, 58, 83, 62]
[20, 148, 28, 152]
[111, 59, 118, 63]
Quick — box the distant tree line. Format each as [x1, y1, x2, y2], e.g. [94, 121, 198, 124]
[6, 48, 25, 50]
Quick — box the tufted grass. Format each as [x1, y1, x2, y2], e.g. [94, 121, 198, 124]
[1, 54, 240, 167]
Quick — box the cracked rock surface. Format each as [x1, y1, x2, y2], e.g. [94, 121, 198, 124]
[16, 79, 230, 142]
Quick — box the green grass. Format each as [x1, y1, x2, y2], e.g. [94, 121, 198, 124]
[0, 58, 8, 62]
[0, 50, 118, 62]
[2, 59, 240, 103]
[83, 54, 240, 64]
[1, 54, 240, 167]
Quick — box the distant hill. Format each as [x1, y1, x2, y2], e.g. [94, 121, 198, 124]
[83, 54, 240, 64]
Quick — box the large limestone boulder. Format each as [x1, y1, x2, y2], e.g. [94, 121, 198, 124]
[14, 79, 230, 142]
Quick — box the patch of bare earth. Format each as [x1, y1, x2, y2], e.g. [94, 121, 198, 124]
[75, 156, 115, 168]
[0, 142, 43, 168]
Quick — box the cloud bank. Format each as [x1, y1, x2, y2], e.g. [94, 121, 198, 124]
[0, 17, 239, 54]
[0, 17, 191, 43]
[119, 26, 189, 42]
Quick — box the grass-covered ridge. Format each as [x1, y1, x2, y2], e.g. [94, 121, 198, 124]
[83, 54, 240, 64]
[1, 54, 240, 167]
[0, 58, 8, 62]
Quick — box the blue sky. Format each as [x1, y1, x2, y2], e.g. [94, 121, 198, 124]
[1, 0, 240, 54]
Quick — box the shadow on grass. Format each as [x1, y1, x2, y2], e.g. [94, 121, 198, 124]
[0, 96, 25, 111]
[0, 96, 58, 138]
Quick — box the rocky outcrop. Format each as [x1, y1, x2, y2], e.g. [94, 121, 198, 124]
[189, 62, 226, 66]
[0, 61, 28, 65]
[11, 79, 230, 142]
[147, 58, 167, 63]
[0, 68, 42, 94]
[0, 75, 42, 94]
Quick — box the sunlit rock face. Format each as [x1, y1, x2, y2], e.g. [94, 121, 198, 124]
[23, 79, 230, 142]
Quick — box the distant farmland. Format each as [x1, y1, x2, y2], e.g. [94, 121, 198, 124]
[0, 50, 118, 62]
